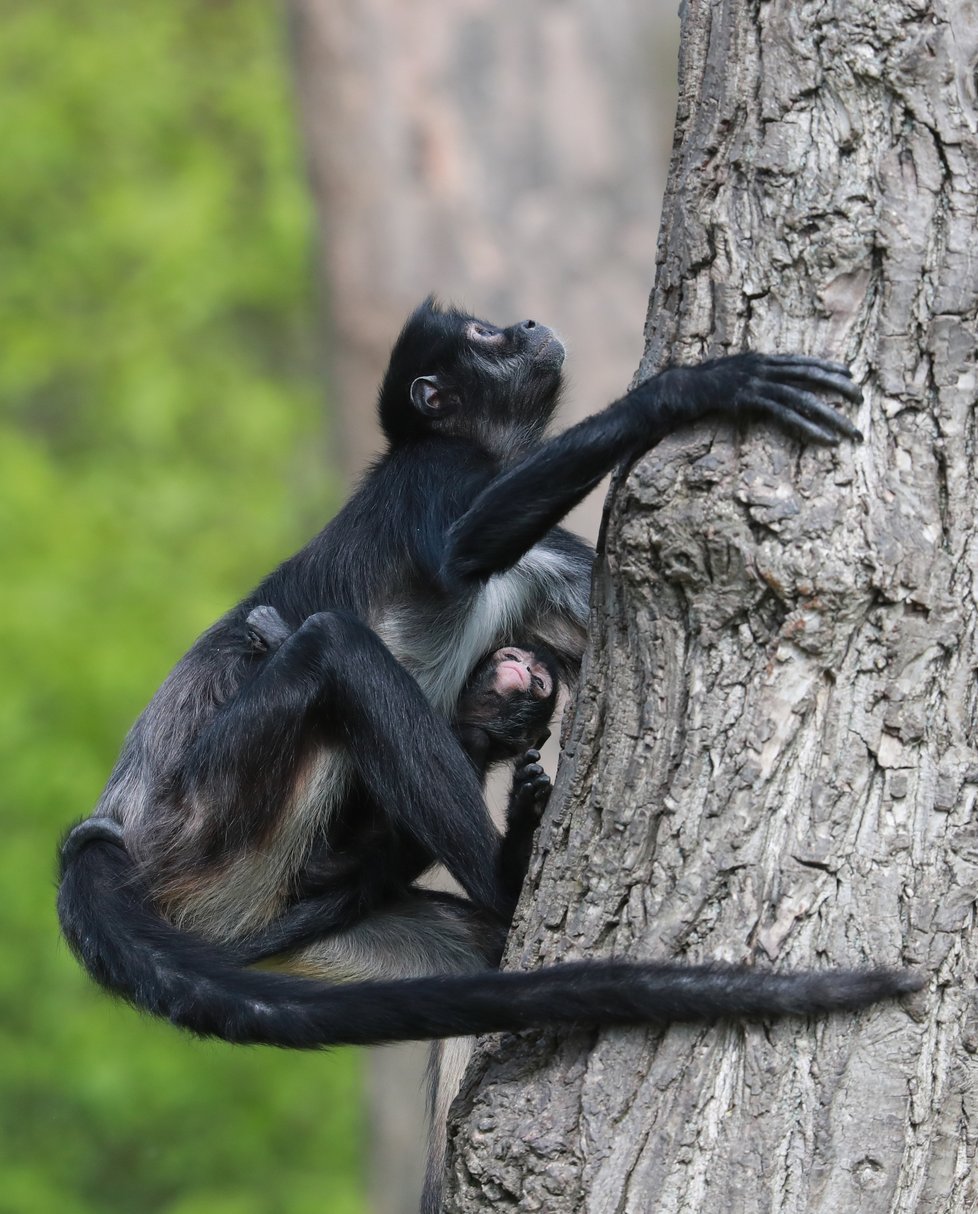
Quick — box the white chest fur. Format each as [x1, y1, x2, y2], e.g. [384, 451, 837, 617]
[375, 545, 583, 715]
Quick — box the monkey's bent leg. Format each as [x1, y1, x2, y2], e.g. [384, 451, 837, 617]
[234, 747, 552, 965]
[188, 610, 513, 921]
[301, 611, 516, 920]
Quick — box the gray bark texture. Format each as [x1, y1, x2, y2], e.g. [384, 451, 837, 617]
[443, 2, 978, 1212]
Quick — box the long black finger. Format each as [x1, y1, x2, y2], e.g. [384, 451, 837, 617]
[740, 393, 842, 446]
[760, 382, 863, 440]
[762, 355, 853, 378]
[767, 364, 863, 405]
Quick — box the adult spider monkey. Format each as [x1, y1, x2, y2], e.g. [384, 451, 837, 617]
[59, 297, 919, 1050]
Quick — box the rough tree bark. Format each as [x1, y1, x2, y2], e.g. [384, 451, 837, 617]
[444, 2, 978, 1211]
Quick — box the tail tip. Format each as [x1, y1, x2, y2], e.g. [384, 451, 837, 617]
[890, 968, 927, 996]
[821, 966, 926, 1009]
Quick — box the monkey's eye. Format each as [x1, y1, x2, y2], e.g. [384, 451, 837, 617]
[531, 674, 545, 690]
[465, 321, 505, 348]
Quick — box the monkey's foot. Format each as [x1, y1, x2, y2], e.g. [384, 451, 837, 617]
[245, 605, 292, 653]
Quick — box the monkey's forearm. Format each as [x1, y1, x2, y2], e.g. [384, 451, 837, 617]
[442, 354, 861, 584]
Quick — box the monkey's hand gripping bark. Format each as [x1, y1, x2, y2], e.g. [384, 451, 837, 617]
[497, 746, 552, 908]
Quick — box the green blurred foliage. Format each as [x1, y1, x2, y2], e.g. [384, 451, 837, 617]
[0, 2, 364, 1211]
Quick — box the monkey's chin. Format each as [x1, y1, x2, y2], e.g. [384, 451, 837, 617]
[534, 335, 566, 370]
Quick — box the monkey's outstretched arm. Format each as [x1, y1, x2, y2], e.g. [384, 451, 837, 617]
[442, 355, 861, 584]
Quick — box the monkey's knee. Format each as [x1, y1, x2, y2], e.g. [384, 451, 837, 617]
[296, 609, 374, 645]
[288, 611, 352, 664]
[297, 610, 409, 683]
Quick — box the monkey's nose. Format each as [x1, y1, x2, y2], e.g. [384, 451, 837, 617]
[497, 660, 531, 694]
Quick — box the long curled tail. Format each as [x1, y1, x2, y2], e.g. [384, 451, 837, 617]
[57, 824, 923, 1049]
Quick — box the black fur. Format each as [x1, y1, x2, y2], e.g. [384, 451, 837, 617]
[221, 639, 559, 965]
[58, 298, 918, 1062]
[57, 836, 922, 1048]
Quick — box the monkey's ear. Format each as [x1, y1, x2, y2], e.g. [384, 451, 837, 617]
[410, 376, 457, 418]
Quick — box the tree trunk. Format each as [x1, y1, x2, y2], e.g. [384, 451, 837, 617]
[444, 2, 978, 1211]
[286, 0, 674, 493]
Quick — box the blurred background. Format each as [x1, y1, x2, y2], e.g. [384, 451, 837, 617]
[0, 1, 677, 1211]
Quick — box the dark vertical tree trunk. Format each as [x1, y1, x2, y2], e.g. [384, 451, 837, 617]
[443, 2, 978, 1210]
